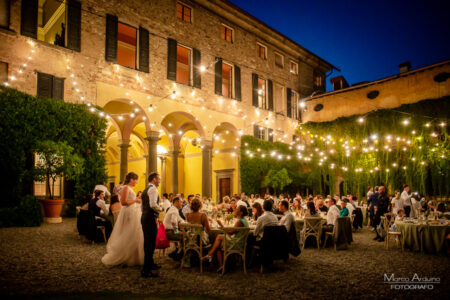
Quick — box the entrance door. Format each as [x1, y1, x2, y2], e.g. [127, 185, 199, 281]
[219, 178, 231, 203]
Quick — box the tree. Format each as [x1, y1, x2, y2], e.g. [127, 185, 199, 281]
[262, 168, 292, 195]
[34, 141, 84, 199]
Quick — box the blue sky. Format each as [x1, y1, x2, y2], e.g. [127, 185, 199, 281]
[229, 0, 450, 90]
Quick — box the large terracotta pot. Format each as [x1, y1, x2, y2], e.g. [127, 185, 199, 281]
[40, 199, 65, 222]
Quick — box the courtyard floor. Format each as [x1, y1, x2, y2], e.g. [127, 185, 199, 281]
[0, 218, 448, 299]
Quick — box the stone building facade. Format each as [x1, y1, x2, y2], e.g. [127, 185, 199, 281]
[0, 0, 334, 200]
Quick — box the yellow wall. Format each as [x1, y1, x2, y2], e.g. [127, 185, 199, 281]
[183, 154, 202, 196]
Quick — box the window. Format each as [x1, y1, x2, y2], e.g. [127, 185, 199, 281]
[176, 44, 192, 85]
[0, 0, 10, 29]
[274, 84, 284, 115]
[257, 43, 267, 59]
[290, 61, 298, 75]
[21, 0, 81, 51]
[0, 61, 7, 84]
[37, 72, 64, 100]
[290, 90, 300, 121]
[253, 125, 273, 142]
[275, 52, 284, 68]
[314, 70, 325, 90]
[117, 22, 137, 69]
[177, 2, 191, 23]
[257, 77, 266, 109]
[221, 25, 233, 43]
[222, 62, 233, 98]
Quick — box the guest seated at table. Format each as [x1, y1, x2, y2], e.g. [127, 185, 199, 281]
[227, 198, 237, 214]
[201, 205, 248, 272]
[164, 197, 186, 260]
[218, 196, 230, 210]
[322, 198, 340, 235]
[185, 197, 211, 245]
[254, 194, 264, 206]
[88, 190, 113, 240]
[254, 200, 279, 240]
[317, 199, 328, 213]
[436, 202, 446, 218]
[252, 202, 263, 221]
[237, 196, 249, 208]
[306, 201, 321, 217]
[279, 200, 295, 231]
[389, 209, 405, 232]
[181, 194, 194, 219]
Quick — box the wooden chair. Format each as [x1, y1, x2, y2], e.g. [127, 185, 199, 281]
[383, 213, 403, 250]
[323, 226, 337, 251]
[179, 223, 205, 273]
[323, 217, 352, 251]
[300, 217, 322, 250]
[221, 227, 251, 275]
[96, 225, 107, 243]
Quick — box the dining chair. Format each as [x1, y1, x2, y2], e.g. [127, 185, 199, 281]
[300, 217, 322, 250]
[221, 227, 251, 275]
[179, 223, 205, 273]
[383, 212, 403, 250]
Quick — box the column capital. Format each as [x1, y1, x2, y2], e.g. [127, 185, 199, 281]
[201, 139, 213, 150]
[118, 140, 131, 148]
[145, 130, 160, 142]
[159, 156, 167, 161]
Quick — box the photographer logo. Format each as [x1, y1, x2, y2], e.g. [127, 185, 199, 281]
[384, 273, 440, 290]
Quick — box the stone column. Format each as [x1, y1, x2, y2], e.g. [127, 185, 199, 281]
[170, 150, 179, 194]
[160, 156, 167, 193]
[118, 140, 130, 183]
[202, 140, 213, 199]
[145, 131, 160, 185]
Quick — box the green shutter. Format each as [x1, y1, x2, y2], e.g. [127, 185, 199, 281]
[105, 14, 118, 63]
[286, 88, 292, 118]
[67, 0, 81, 52]
[138, 27, 149, 73]
[52, 76, 64, 100]
[252, 73, 258, 107]
[214, 57, 222, 95]
[268, 128, 273, 142]
[37, 72, 53, 98]
[253, 125, 259, 138]
[193, 48, 201, 88]
[167, 38, 177, 81]
[234, 65, 241, 101]
[21, 0, 38, 39]
[268, 79, 273, 111]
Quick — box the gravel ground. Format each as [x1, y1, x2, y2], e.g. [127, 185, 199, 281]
[0, 218, 448, 300]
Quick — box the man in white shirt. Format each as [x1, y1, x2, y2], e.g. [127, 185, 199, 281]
[391, 192, 403, 215]
[326, 198, 341, 227]
[236, 197, 248, 208]
[254, 200, 279, 239]
[163, 197, 185, 260]
[182, 194, 194, 217]
[94, 182, 111, 198]
[141, 172, 162, 278]
[279, 200, 295, 232]
[400, 184, 412, 217]
[255, 194, 264, 206]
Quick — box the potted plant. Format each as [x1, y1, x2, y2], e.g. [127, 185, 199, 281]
[34, 140, 84, 223]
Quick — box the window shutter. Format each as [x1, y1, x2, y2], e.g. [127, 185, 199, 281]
[138, 26, 149, 73]
[37, 73, 53, 98]
[268, 128, 273, 142]
[214, 57, 222, 95]
[67, 0, 81, 52]
[105, 14, 118, 63]
[268, 79, 273, 111]
[253, 124, 259, 138]
[234, 65, 241, 101]
[20, 0, 38, 39]
[286, 88, 292, 118]
[167, 38, 177, 81]
[52, 76, 64, 100]
[252, 73, 258, 107]
[193, 48, 201, 88]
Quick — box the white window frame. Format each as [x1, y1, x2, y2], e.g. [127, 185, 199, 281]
[274, 52, 284, 68]
[221, 24, 234, 43]
[257, 76, 267, 110]
[290, 60, 298, 75]
[257, 42, 267, 60]
[176, 43, 193, 86]
[222, 61, 234, 99]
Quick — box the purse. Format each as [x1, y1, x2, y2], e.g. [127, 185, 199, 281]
[155, 221, 170, 249]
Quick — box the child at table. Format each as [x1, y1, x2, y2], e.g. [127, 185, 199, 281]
[390, 209, 405, 232]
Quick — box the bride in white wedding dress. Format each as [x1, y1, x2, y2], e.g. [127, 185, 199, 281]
[102, 172, 144, 266]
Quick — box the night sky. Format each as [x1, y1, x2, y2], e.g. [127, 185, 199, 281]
[229, 0, 450, 91]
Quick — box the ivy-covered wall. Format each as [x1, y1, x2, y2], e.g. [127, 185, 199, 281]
[240, 97, 449, 199]
[0, 87, 107, 225]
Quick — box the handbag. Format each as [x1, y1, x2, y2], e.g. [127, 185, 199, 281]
[156, 221, 170, 249]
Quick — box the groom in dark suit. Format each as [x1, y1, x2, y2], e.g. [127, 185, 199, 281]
[141, 172, 162, 278]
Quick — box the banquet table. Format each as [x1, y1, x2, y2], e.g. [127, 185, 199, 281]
[395, 220, 449, 254]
